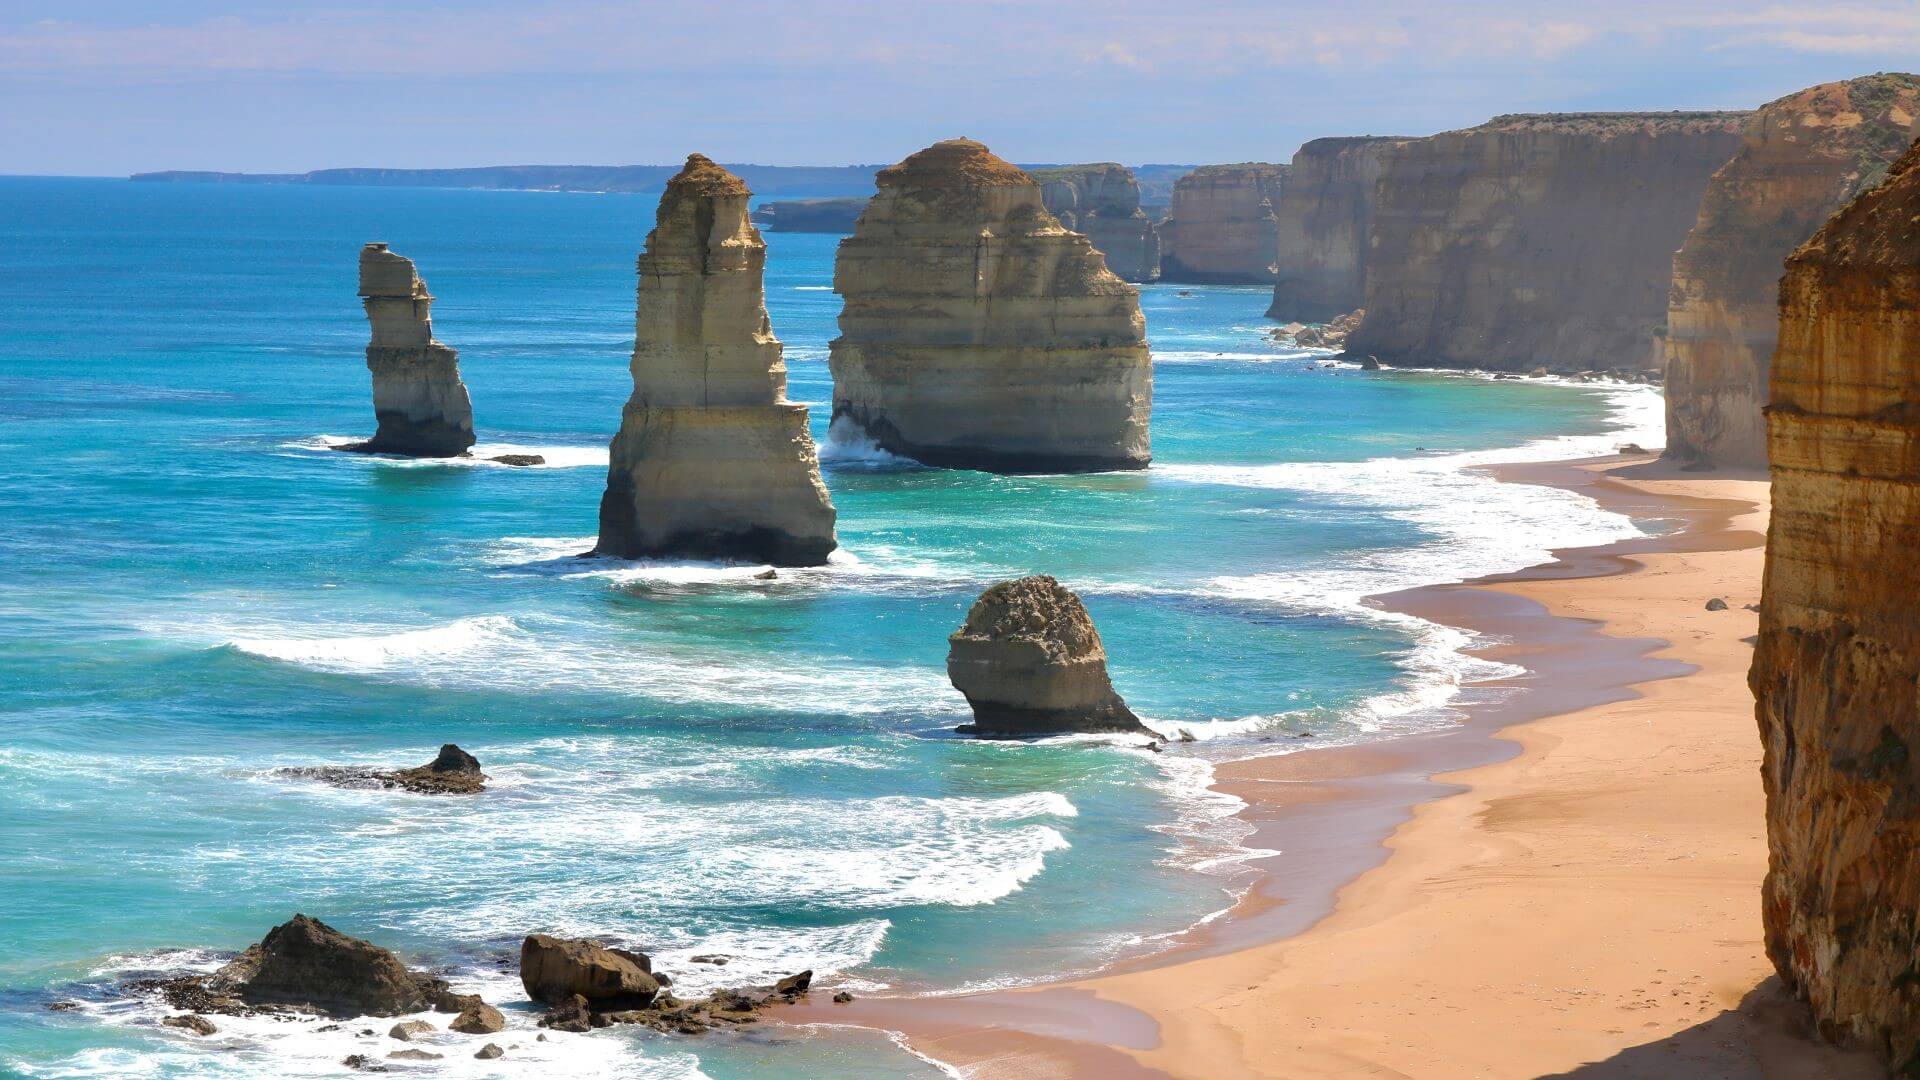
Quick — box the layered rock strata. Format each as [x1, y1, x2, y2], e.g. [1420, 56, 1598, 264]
[947, 575, 1149, 736]
[1346, 112, 1749, 372]
[1030, 163, 1161, 282]
[1266, 137, 1402, 320]
[1665, 74, 1919, 468]
[346, 243, 475, 457]
[1157, 163, 1288, 283]
[1752, 135, 1920, 1071]
[828, 139, 1152, 473]
[595, 155, 837, 565]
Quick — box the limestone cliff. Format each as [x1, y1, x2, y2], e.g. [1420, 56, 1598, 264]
[1267, 137, 1403, 321]
[1157, 163, 1288, 284]
[1752, 136, 1920, 1071]
[348, 243, 475, 457]
[948, 575, 1148, 736]
[1030, 164, 1161, 282]
[750, 197, 867, 233]
[595, 154, 837, 565]
[1665, 74, 1919, 468]
[1347, 112, 1748, 372]
[828, 138, 1152, 473]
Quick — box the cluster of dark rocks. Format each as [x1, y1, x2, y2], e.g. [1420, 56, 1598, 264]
[276, 743, 487, 795]
[520, 933, 817, 1036]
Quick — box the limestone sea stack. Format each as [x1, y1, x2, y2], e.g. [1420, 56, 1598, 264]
[595, 154, 837, 565]
[1346, 112, 1748, 372]
[1664, 74, 1919, 469]
[828, 139, 1151, 473]
[1031, 164, 1161, 282]
[347, 243, 475, 457]
[1266, 137, 1403, 321]
[1752, 136, 1920, 1070]
[947, 575, 1149, 737]
[1157, 163, 1289, 284]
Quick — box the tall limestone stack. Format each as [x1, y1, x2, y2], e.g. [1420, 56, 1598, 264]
[1752, 136, 1920, 1070]
[1345, 112, 1748, 372]
[828, 138, 1152, 473]
[1266, 136, 1403, 322]
[1665, 74, 1919, 469]
[1030, 164, 1161, 282]
[595, 154, 837, 565]
[948, 575, 1149, 737]
[349, 243, 475, 457]
[1157, 163, 1289, 284]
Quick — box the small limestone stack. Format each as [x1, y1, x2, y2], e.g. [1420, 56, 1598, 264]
[948, 575, 1148, 736]
[1031, 164, 1161, 282]
[595, 154, 837, 565]
[1752, 136, 1920, 1069]
[1664, 74, 1919, 469]
[350, 243, 475, 457]
[1157, 163, 1289, 284]
[829, 139, 1151, 473]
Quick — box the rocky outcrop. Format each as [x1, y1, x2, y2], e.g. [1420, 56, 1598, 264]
[210, 915, 452, 1018]
[1346, 112, 1749, 372]
[947, 575, 1148, 736]
[278, 743, 487, 795]
[828, 139, 1152, 473]
[1157, 163, 1288, 284]
[1267, 137, 1403, 321]
[1030, 164, 1161, 282]
[750, 197, 867, 233]
[520, 935, 660, 1007]
[1752, 135, 1920, 1072]
[1664, 75, 1920, 469]
[344, 243, 475, 457]
[595, 154, 837, 565]
[1271, 308, 1364, 350]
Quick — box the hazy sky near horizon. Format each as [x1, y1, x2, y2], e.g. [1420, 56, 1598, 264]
[5, 1, 1918, 175]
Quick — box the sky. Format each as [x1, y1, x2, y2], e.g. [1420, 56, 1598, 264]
[4, 1, 1918, 175]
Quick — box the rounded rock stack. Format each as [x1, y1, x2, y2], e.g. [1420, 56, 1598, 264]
[947, 575, 1149, 737]
[595, 154, 838, 565]
[348, 243, 476, 457]
[828, 138, 1152, 473]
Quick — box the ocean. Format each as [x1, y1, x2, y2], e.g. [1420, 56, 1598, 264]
[0, 176, 1663, 1078]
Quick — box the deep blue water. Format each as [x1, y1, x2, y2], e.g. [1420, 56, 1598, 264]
[0, 177, 1661, 1078]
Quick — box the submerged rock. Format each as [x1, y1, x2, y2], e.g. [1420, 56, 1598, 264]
[1158, 163, 1289, 284]
[828, 138, 1152, 473]
[280, 743, 486, 795]
[162, 1014, 217, 1036]
[947, 575, 1149, 737]
[342, 243, 475, 457]
[594, 154, 838, 566]
[207, 914, 452, 1018]
[520, 935, 660, 1007]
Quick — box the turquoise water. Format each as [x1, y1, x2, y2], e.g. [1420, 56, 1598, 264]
[0, 177, 1661, 1078]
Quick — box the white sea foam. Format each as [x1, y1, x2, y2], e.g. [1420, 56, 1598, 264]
[817, 416, 915, 466]
[281, 435, 608, 469]
[1150, 349, 1319, 364]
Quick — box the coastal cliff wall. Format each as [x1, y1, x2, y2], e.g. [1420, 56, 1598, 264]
[1665, 74, 1919, 468]
[350, 244, 475, 457]
[1347, 112, 1748, 371]
[1030, 164, 1161, 282]
[1266, 136, 1402, 321]
[1752, 136, 1920, 1071]
[1157, 163, 1288, 284]
[750, 198, 868, 233]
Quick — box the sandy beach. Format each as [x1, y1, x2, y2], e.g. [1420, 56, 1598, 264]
[794, 457, 1884, 1078]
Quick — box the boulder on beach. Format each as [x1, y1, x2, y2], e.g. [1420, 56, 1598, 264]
[520, 935, 660, 1007]
[210, 914, 452, 1018]
[947, 575, 1150, 737]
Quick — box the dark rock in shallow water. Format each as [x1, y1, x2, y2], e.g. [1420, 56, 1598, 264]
[520, 935, 659, 1006]
[773, 970, 811, 997]
[488, 454, 545, 467]
[387, 1049, 442, 1061]
[537, 994, 594, 1033]
[342, 1054, 386, 1071]
[206, 914, 452, 1019]
[162, 1013, 217, 1035]
[449, 998, 505, 1034]
[947, 575, 1150, 737]
[476, 1043, 505, 1059]
[280, 743, 486, 795]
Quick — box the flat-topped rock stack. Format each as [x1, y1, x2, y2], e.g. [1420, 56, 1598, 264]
[948, 575, 1149, 737]
[1031, 163, 1161, 282]
[346, 244, 475, 457]
[595, 154, 837, 565]
[1752, 135, 1920, 1072]
[1267, 136, 1404, 322]
[1665, 74, 1920, 469]
[828, 138, 1152, 473]
[1157, 163, 1288, 284]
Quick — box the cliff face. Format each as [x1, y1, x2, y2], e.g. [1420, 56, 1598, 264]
[1266, 137, 1402, 322]
[828, 138, 1152, 473]
[349, 243, 475, 457]
[1665, 75, 1920, 468]
[750, 197, 867, 233]
[1752, 136, 1920, 1071]
[948, 575, 1148, 736]
[1157, 163, 1289, 284]
[1030, 164, 1161, 282]
[1347, 112, 1749, 372]
[595, 155, 837, 565]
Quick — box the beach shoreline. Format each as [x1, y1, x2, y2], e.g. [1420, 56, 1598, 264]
[785, 453, 1880, 1078]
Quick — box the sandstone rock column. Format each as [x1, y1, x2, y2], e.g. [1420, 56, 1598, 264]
[1752, 136, 1920, 1070]
[1665, 74, 1919, 469]
[1157, 163, 1288, 284]
[1032, 163, 1161, 282]
[595, 154, 837, 565]
[828, 138, 1152, 473]
[348, 243, 475, 457]
[1267, 137, 1403, 321]
[948, 575, 1148, 737]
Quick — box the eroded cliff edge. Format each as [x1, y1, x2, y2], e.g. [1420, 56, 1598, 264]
[1267, 136, 1403, 322]
[348, 243, 476, 457]
[1665, 74, 1919, 469]
[828, 138, 1152, 473]
[1157, 163, 1288, 284]
[1346, 112, 1749, 372]
[595, 154, 837, 565]
[1030, 164, 1161, 283]
[1752, 135, 1920, 1071]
